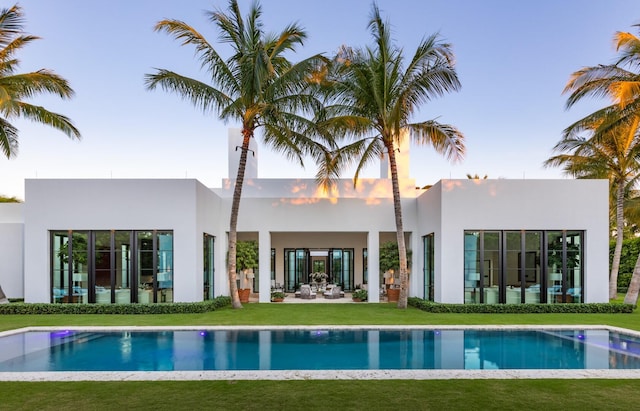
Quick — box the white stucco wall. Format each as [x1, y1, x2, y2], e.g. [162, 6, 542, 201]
[23, 179, 217, 303]
[416, 183, 443, 300]
[195, 181, 225, 299]
[0, 204, 24, 298]
[424, 179, 609, 303]
[16, 176, 610, 305]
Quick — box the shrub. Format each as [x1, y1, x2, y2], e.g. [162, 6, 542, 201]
[0, 296, 231, 315]
[407, 297, 635, 314]
[618, 272, 633, 289]
[610, 237, 640, 288]
[352, 289, 368, 301]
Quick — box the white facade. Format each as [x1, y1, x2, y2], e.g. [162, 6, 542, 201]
[0, 203, 24, 298]
[418, 179, 609, 304]
[0, 135, 610, 305]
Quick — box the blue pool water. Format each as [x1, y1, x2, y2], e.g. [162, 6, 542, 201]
[1, 328, 640, 372]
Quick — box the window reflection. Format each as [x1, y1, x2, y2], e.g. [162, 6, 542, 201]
[464, 230, 583, 304]
[50, 230, 172, 304]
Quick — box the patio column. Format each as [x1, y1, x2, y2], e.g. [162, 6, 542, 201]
[368, 231, 380, 303]
[258, 230, 271, 303]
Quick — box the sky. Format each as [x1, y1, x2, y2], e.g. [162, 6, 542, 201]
[2, 0, 640, 200]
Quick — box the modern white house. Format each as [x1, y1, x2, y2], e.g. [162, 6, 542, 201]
[0, 130, 610, 305]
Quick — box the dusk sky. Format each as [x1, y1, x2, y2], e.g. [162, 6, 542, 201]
[2, 0, 640, 199]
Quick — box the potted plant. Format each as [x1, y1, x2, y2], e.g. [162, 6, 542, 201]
[352, 289, 368, 302]
[235, 240, 258, 303]
[311, 271, 328, 289]
[379, 241, 412, 303]
[271, 291, 286, 302]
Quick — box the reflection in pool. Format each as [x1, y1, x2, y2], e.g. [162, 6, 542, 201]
[1, 328, 639, 372]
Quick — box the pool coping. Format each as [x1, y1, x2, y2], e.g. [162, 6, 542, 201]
[1, 325, 640, 381]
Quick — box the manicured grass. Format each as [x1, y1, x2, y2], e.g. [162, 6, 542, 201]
[2, 380, 640, 411]
[1, 302, 639, 410]
[2, 302, 639, 332]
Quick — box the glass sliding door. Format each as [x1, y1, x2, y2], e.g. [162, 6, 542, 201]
[114, 231, 132, 303]
[483, 232, 501, 304]
[51, 229, 172, 304]
[70, 232, 89, 304]
[566, 231, 583, 303]
[136, 231, 155, 304]
[330, 249, 342, 286]
[50, 230, 90, 304]
[203, 234, 215, 301]
[363, 248, 368, 286]
[504, 231, 542, 304]
[270, 249, 276, 283]
[546, 231, 564, 304]
[342, 249, 353, 291]
[504, 232, 522, 304]
[464, 230, 583, 304]
[94, 231, 113, 303]
[547, 231, 582, 303]
[465, 231, 501, 304]
[284, 248, 307, 292]
[463, 232, 480, 304]
[423, 234, 434, 301]
[157, 231, 174, 303]
[523, 231, 541, 303]
[51, 231, 70, 303]
[329, 248, 354, 291]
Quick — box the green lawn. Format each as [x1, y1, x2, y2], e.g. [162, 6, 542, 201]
[1, 303, 640, 410]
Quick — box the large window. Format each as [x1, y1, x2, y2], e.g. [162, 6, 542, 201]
[51, 230, 173, 304]
[423, 234, 434, 301]
[52, 231, 89, 304]
[463, 230, 583, 304]
[547, 231, 583, 303]
[283, 248, 355, 292]
[203, 234, 215, 301]
[284, 248, 307, 292]
[363, 248, 368, 285]
[330, 248, 354, 291]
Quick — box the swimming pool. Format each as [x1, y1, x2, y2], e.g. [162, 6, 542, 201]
[1, 326, 640, 380]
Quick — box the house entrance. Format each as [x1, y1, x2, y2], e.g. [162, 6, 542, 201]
[283, 248, 354, 292]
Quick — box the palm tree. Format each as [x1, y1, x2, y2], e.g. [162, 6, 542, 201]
[0, 4, 80, 158]
[0, 283, 7, 303]
[321, 3, 464, 309]
[0, 194, 20, 202]
[544, 108, 640, 301]
[145, 0, 331, 308]
[562, 24, 640, 302]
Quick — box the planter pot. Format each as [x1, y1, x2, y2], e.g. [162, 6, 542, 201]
[238, 288, 251, 303]
[272, 298, 284, 302]
[387, 288, 400, 302]
[352, 298, 363, 302]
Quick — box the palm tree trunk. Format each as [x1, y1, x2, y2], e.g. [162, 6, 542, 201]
[610, 182, 625, 300]
[228, 127, 253, 309]
[387, 142, 409, 309]
[623, 251, 640, 305]
[0, 284, 7, 304]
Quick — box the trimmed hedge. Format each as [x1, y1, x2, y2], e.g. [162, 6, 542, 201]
[408, 297, 635, 314]
[0, 296, 231, 315]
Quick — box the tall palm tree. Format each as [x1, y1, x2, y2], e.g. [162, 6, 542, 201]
[321, 3, 464, 309]
[145, 0, 331, 308]
[544, 108, 640, 300]
[0, 4, 80, 158]
[562, 24, 640, 302]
